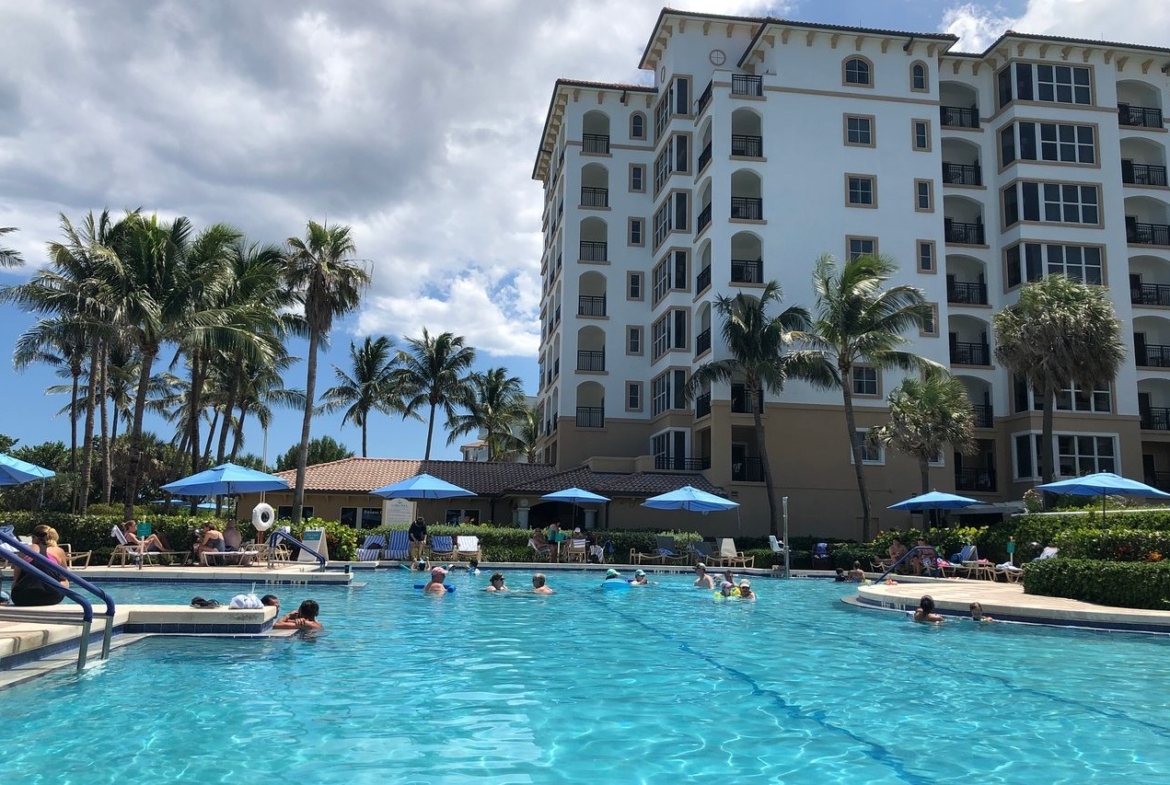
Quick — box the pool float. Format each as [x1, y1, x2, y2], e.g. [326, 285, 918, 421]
[601, 580, 629, 590]
[414, 584, 457, 592]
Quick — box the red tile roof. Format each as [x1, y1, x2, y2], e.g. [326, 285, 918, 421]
[508, 466, 726, 497]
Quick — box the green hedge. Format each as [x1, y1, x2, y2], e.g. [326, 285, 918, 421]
[1024, 558, 1170, 610]
[1053, 528, 1170, 562]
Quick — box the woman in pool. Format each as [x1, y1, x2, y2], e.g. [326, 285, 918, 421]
[913, 595, 944, 623]
[10, 525, 70, 607]
[485, 572, 509, 592]
[274, 599, 322, 630]
[847, 561, 866, 582]
[970, 602, 993, 622]
[603, 568, 623, 582]
[630, 569, 649, 585]
[738, 580, 755, 600]
[718, 581, 738, 598]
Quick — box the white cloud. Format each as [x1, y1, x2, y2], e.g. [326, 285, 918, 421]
[943, 0, 1170, 50]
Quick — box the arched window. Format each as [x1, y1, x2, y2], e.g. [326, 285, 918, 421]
[630, 112, 646, 140]
[844, 57, 872, 87]
[911, 61, 928, 92]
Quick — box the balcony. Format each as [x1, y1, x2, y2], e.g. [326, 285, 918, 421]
[1136, 344, 1170, 367]
[951, 342, 990, 366]
[1147, 471, 1170, 492]
[955, 468, 996, 493]
[582, 133, 610, 154]
[580, 240, 608, 262]
[732, 457, 764, 482]
[731, 134, 763, 158]
[731, 197, 763, 220]
[575, 406, 604, 428]
[576, 349, 605, 372]
[731, 258, 762, 284]
[553, 358, 560, 378]
[731, 383, 764, 414]
[942, 162, 982, 186]
[696, 265, 712, 293]
[940, 105, 979, 129]
[731, 74, 763, 97]
[945, 220, 985, 245]
[972, 404, 994, 428]
[1132, 283, 1170, 307]
[580, 187, 609, 208]
[578, 295, 606, 317]
[654, 456, 711, 471]
[1129, 222, 1170, 246]
[697, 203, 712, 234]
[1123, 162, 1168, 187]
[1141, 407, 1170, 430]
[947, 281, 988, 305]
[1119, 105, 1164, 128]
[695, 392, 711, 418]
[695, 327, 711, 356]
[698, 142, 712, 172]
[697, 80, 714, 115]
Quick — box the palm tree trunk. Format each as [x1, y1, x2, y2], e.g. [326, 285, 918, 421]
[751, 381, 780, 538]
[919, 456, 930, 495]
[78, 335, 100, 514]
[1039, 383, 1056, 512]
[424, 402, 437, 460]
[215, 372, 240, 465]
[188, 348, 204, 475]
[70, 364, 80, 513]
[361, 419, 368, 458]
[123, 345, 158, 521]
[99, 343, 112, 504]
[842, 382, 874, 542]
[229, 405, 248, 462]
[293, 327, 321, 526]
[203, 408, 219, 464]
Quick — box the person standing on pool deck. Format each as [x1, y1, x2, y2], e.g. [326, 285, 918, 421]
[423, 566, 448, 594]
[485, 572, 509, 592]
[408, 516, 428, 563]
[693, 563, 714, 590]
[532, 574, 554, 594]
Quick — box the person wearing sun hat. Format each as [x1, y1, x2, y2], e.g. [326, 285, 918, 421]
[423, 565, 448, 595]
[631, 569, 649, 586]
[738, 579, 755, 600]
[603, 567, 623, 581]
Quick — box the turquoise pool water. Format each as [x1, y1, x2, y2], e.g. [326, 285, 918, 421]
[4, 571, 1170, 783]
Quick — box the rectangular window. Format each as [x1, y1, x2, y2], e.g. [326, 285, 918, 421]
[1003, 122, 1096, 165]
[673, 192, 689, 233]
[844, 115, 874, 146]
[628, 217, 644, 246]
[852, 366, 879, 397]
[627, 326, 642, 355]
[856, 429, 884, 464]
[1057, 434, 1116, 476]
[630, 164, 646, 193]
[652, 201, 672, 248]
[650, 372, 670, 416]
[339, 507, 357, 527]
[1052, 383, 1111, 413]
[917, 240, 936, 273]
[912, 119, 930, 151]
[361, 508, 383, 528]
[1022, 181, 1041, 221]
[672, 310, 687, 350]
[997, 66, 1013, 108]
[848, 236, 877, 261]
[673, 250, 688, 290]
[653, 257, 671, 302]
[914, 179, 933, 212]
[1043, 183, 1099, 224]
[847, 175, 876, 207]
[651, 314, 670, 360]
[672, 369, 687, 410]
[1003, 63, 1091, 107]
[1014, 433, 1039, 479]
[1007, 242, 1098, 287]
[1000, 125, 1016, 165]
[674, 78, 690, 115]
[626, 382, 643, 412]
[277, 506, 313, 520]
[674, 135, 689, 173]
[920, 303, 939, 337]
[1003, 186, 1019, 226]
[628, 272, 643, 301]
[653, 147, 672, 195]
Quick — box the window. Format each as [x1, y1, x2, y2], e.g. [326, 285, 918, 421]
[653, 201, 672, 248]
[653, 147, 672, 195]
[651, 372, 669, 415]
[277, 506, 313, 520]
[910, 62, 928, 92]
[1005, 243, 1043, 288]
[846, 175, 876, 207]
[673, 310, 687, 350]
[630, 164, 645, 193]
[844, 115, 874, 146]
[628, 272, 643, 300]
[911, 119, 930, 152]
[1058, 435, 1116, 476]
[1045, 243, 1103, 283]
[1053, 383, 1111, 413]
[673, 250, 688, 291]
[917, 240, 936, 273]
[651, 430, 687, 467]
[855, 429, 884, 464]
[674, 78, 690, 115]
[653, 256, 671, 302]
[445, 509, 481, 525]
[627, 326, 642, 355]
[920, 303, 939, 337]
[674, 135, 689, 173]
[628, 218, 644, 246]
[1002, 181, 1099, 226]
[1013, 433, 1041, 479]
[630, 113, 646, 140]
[361, 508, 383, 528]
[651, 314, 670, 360]
[998, 63, 1091, 108]
[673, 191, 689, 233]
[852, 366, 879, 397]
[1000, 126, 1016, 165]
[339, 507, 357, 527]
[848, 236, 877, 261]
[844, 57, 872, 87]
[626, 382, 643, 411]
[914, 179, 933, 212]
[1001, 121, 1096, 166]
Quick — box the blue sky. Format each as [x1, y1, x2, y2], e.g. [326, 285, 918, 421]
[0, 0, 1162, 463]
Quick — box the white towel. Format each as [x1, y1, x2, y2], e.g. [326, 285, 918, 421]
[996, 562, 1021, 572]
[229, 593, 263, 609]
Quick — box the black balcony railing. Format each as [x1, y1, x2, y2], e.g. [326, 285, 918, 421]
[1119, 104, 1164, 128]
[1132, 283, 1170, 306]
[1141, 407, 1170, 430]
[1137, 343, 1170, 367]
[947, 281, 989, 305]
[945, 220, 985, 245]
[697, 81, 714, 115]
[972, 404, 994, 428]
[580, 240, 607, 261]
[731, 258, 762, 283]
[731, 134, 763, 158]
[942, 162, 982, 186]
[1128, 222, 1170, 246]
[696, 265, 712, 293]
[1147, 471, 1170, 491]
[577, 349, 605, 372]
[940, 105, 979, 129]
[654, 456, 711, 471]
[731, 74, 763, 97]
[695, 327, 711, 356]
[695, 392, 711, 418]
[955, 467, 996, 492]
[697, 203, 712, 233]
[575, 406, 604, 428]
[582, 133, 610, 154]
[580, 187, 609, 208]
[731, 383, 764, 414]
[732, 457, 764, 482]
[698, 142, 713, 172]
[951, 342, 991, 366]
[1123, 162, 1169, 187]
[731, 196, 763, 220]
[578, 295, 606, 317]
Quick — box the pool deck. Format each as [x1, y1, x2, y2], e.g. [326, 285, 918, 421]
[850, 575, 1170, 634]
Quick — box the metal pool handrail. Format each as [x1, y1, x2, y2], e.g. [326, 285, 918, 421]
[872, 545, 934, 584]
[268, 530, 326, 568]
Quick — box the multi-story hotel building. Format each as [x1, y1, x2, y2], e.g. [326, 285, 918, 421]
[532, 9, 1170, 538]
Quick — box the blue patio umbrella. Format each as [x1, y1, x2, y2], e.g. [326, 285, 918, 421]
[888, 490, 979, 512]
[161, 462, 289, 497]
[642, 486, 739, 513]
[370, 473, 475, 500]
[0, 453, 55, 487]
[1038, 472, 1170, 519]
[541, 487, 611, 529]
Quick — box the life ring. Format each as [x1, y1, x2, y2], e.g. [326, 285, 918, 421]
[252, 503, 274, 530]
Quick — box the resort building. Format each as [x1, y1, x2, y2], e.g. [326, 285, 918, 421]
[532, 8, 1170, 538]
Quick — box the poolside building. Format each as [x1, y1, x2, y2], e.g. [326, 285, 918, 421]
[532, 8, 1170, 538]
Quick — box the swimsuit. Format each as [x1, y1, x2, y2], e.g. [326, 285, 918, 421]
[11, 549, 66, 607]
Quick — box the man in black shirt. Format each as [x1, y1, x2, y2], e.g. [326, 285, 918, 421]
[408, 516, 428, 562]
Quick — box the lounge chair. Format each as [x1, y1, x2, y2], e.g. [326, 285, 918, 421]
[768, 535, 787, 568]
[716, 538, 754, 568]
[456, 535, 482, 562]
[108, 526, 189, 566]
[995, 562, 1024, 583]
[939, 544, 977, 578]
[811, 542, 832, 570]
[564, 536, 589, 563]
[357, 534, 387, 562]
[386, 530, 410, 561]
[689, 540, 715, 565]
[1034, 546, 1059, 561]
[655, 536, 688, 565]
[61, 543, 92, 570]
[528, 534, 553, 561]
[429, 535, 456, 561]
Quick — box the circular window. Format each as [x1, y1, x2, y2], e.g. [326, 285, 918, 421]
[709, 49, 727, 66]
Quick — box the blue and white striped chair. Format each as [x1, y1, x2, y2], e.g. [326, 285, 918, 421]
[385, 530, 411, 561]
[356, 534, 387, 562]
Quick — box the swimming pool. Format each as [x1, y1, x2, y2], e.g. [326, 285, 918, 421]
[4, 570, 1170, 783]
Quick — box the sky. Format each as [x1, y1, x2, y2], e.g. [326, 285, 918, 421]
[1, 0, 1168, 464]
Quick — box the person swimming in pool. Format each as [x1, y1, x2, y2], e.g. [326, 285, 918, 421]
[630, 569, 649, 586]
[273, 599, 322, 630]
[693, 563, 714, 590]
[485, 572, 509, 592]
[423, 567, 449, 595]
[738, 580, 755, 600]
[970, 602, 993, 622]
[913, 595, 944, 623]
[532, 573, 554, 594]
[719, 581, 737, 598]
[603, 568, 623, 582]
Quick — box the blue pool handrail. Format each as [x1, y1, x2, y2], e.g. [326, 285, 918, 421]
[268, 529, 326, 568]
[0, 526, 118, 669]
[872, 545, 936, 584]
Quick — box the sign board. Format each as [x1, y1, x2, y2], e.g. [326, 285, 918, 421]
[298, 527, 329, 563]
[136, 522, 152, 538]
[383, 498, 415, 526]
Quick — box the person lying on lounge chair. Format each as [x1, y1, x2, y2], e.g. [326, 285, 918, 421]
[123, 520, 170, 552]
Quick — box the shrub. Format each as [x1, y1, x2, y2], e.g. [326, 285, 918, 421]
[1052, 528, 1170, 562]
[1025, 558, 1170, 610]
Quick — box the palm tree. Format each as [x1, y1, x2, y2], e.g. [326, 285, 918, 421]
[686, 282, 834, 538]
[0, 226, 24, 268]
[225, 354, 305, 463]
[320, 336, 403, 457]
[808, 254, 939, 542]
[284, 220, 370, 525]
[502, 405, 542, 464]
[993, 275, 1124, 484]
[395, 329, 476, 459]
[446, 367, 529, 461]
[869, 371, 976, 498]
